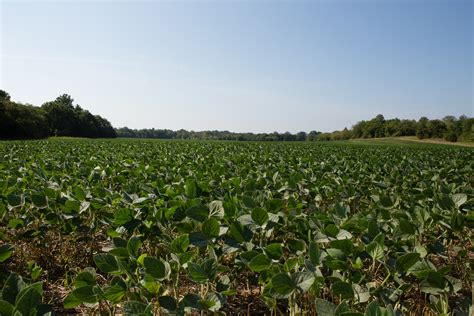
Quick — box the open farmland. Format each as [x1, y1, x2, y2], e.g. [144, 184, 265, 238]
[0, 139, 472, 315]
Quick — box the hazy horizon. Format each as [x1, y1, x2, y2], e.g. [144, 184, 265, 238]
[1, 0, 472, 133]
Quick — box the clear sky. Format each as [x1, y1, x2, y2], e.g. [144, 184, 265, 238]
[1, 0, 472, 133]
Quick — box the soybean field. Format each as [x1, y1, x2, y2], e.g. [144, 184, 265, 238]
[0, 139, 472, 315]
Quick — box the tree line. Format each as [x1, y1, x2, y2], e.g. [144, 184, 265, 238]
[115, 127, 320, 142]
[1, 89, 471, 142]
[0, 90, 116, 139]
[116, 114, 473, 142]
[317, 114, 473, 142]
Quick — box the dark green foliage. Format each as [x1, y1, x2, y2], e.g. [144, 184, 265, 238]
[0, 138, 472, 315]
[0, 90, 116, 139]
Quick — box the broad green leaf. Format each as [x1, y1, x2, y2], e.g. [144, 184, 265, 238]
[63, 293, 81, 309]
[293, 272, 314, 293]
[248, 254, 272, 272]
[332, 281, 354, 300]
[0, 244, 14, 262]
[114, 208, 134, 226]
[103, 285, 126, 303]
[309, 242, 321, 265]
[123, 301, 151, 316]
[94, 253, 120, 274]
[69, 285, 97, 304]
[185, 179, 198, 198]
[0, 300, 14, 316]
[144, 257, 168, 280]
[251, 207, 268, 226]
[186, 205, 209, 222]
[396, 252, 420, 272]
[2, 273, 25, 305]
[452, 193, 467, 208]
[365, 301, 381, 316]
[271, 273, 295, 296]
[158, 296, 177, 311]
[366, 241, 384, 261]
[31, 193, 48, 208]
[7, 194, 22, 207]
[229, 222, 252, 243]
[171, 234, 189, 253]
[315, 298, 336, 316]
[209, 201, 225, 219]
[14, 286, 43, 315]
[127, 236, 142, 259]
[202, 218, 220, 239]
[75, 269, 96, 288]
[188, 262, 209, 283]
[265, 243, 283, 260]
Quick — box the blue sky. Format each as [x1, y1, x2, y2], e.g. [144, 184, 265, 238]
[1, 0, 472, 133]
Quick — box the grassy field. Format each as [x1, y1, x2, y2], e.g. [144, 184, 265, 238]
[0, 138, 472, 315]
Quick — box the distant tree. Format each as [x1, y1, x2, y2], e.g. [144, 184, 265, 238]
[296, 131, 307, 141]
[307, 130, 320, 141]
[416, 117, 430, 139]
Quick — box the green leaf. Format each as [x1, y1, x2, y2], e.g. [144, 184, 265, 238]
[70, 285, 97, 304]
[144, 257, 168, 280]
[7, 194, 22, 207]
[209, 201, 225, 219]
[188, 259, 216, 283]
[309, 242, 321, 265]
[288, 239, 306, 253]
[0, 300, 14, 316]
[324, 224, 339, 237]
[188, 262, 209, 283]
[396, 252, 420, 272]
[75, 269, 96, 288]
[198, 292, 222, 311]
[94, 253, 120, 274]
[31, 193, 48, 208]
[332, 281, 354, 300]
[452, 193, 467, 208]
[265, 243, 283, 260]
[330, 239, 353, 253]
[109, 247, 129, 259]
[366, 241, 384, 261]
[425, 271, 446, 289]
[202, 218, 220, 239]
[365, 301, 381, 316]
[123, 301, 151, 316]
[171, 234, 189, 253]
[248, 254, 272, 272]
[315, 298, 336, 316]
[14, 286, 42, 316]
[251, 207, 269, 226]
[114, 208, 134, 226]
[127, 236, 142, 259]
[0, 244, 14, 262]
[379, 195, 394, 208]
[65, 200, 80, 213]
[293, 272, 315, 293]
[158, 296, 177, 311]
[2, 273, 25, 305]
[73, 186, 87, 201]
[229, 222, 252, 243]
[271, 273, 295, 296]
[185, 179, 198, 198]
[103, 285, 126, 303]
[408, 260, 436, 279]
[186, 205, 209, 222]
[63, 293, 81, 309]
